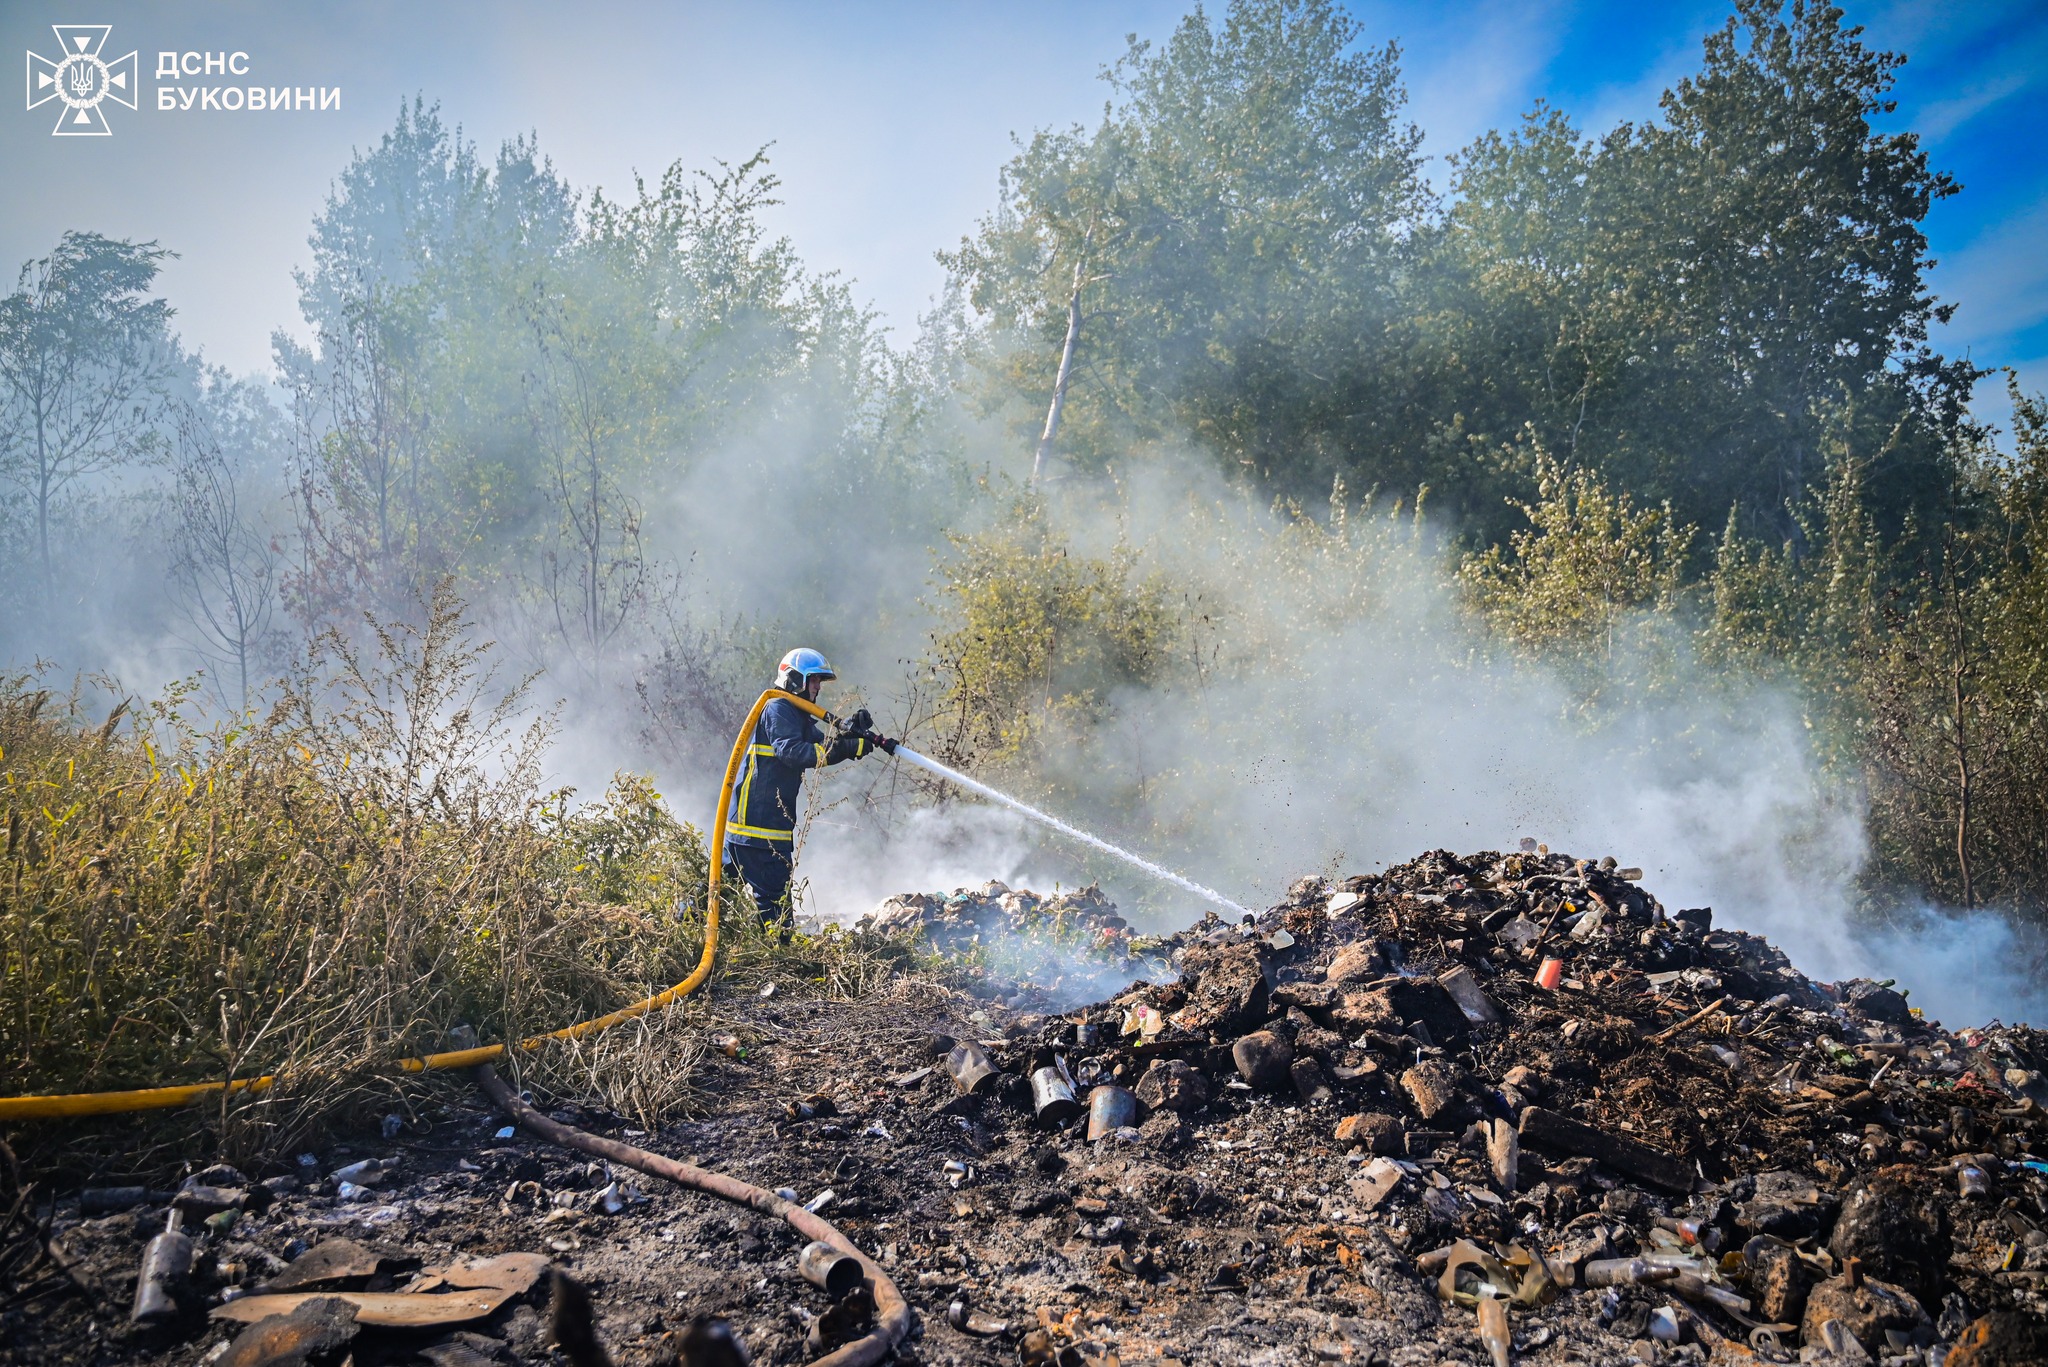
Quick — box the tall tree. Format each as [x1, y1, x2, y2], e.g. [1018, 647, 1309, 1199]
[170, 369, 282, 710]
[1433, 0, 1976, 543]
[0, 232, 175, 600]
[520, 255, 657, 686]
[945, 0, 1429, 484]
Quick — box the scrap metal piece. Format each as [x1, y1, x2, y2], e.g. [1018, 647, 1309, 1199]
[215, 1296, 360, 1367]
[219, 1253, 551, 1328]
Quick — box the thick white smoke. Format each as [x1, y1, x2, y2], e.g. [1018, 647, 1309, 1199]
[717, 457, 2045, 1029]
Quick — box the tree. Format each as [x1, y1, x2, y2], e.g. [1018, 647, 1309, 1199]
[0, 231, 175, 600]
[276, 103, 561, 630]
[1860, 381, 2048, 921]
[926, 495, 1180, 781]
[1431, 1, 1975, 543]
[170, 370, 282, 710]
[1460, 447, 1696, 715]
[944, 0, 1429, 484]
[279, 281, 439, 629]
[520, 258, 655, 686]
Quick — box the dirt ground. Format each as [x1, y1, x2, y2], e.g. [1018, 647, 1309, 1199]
[8, 850, 2048, 1367]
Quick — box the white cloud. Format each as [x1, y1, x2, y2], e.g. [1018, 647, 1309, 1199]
[1915, 65, 2033, 143]
[1933, 189, 2048, 345]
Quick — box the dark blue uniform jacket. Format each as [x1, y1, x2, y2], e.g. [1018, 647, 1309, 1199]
[726, 698, 858, 845]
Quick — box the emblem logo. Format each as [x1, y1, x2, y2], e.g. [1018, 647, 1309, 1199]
[25, 24, 138, 136]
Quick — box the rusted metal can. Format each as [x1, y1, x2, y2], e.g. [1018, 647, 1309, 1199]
[797, 1240, 864, 1298]
[946, 1041, 1000, 1095]
[1030, 1067, 1082, 1124]
[1086, 1085, 1140, 1141]
[1075, 1021, 1102, 1049]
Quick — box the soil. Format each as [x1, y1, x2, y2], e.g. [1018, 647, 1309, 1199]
[7, 848, 2048, 1367]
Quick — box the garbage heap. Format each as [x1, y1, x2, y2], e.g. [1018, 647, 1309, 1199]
[867, 881, 1133, 950]
[881, 847, 2048, 1365]
[866, 881, 1173, 1009]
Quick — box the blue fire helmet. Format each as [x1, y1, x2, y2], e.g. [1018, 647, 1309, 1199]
[775, 647, 837, 693]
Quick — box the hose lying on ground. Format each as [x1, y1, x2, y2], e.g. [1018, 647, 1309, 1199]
[0, 689, 827, 1122]
[474, 1065, 912, 1367]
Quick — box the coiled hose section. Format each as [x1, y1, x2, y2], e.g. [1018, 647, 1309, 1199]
[0, 689, 827, 1120]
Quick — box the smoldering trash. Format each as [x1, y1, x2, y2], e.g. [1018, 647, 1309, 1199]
[12, 849, 2048, 1366]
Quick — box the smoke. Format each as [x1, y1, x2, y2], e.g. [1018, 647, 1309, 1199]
[722, 451, 2048, 1030]
[5, 99, 2040, 1035]
[793, 800, 1056, 927]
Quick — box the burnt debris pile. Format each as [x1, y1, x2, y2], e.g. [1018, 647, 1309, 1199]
[16, 848, 2048, 1367]
[868, 881, 1132, 952]
[886, 846, 2048, 1364]
[866, 881, 1173, 1010]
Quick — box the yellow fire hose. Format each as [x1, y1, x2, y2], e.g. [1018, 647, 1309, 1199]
[0, 689, 828, 1122]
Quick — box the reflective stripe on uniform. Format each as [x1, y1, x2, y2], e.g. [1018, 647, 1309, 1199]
[814, 742, 827, 767]
[732, 743, 794, 842]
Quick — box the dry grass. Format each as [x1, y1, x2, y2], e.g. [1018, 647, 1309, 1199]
[521, 919, 936, 1130]
[0, 588, 923, 1176]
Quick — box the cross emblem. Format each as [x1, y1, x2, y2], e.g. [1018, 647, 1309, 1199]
[25, 24, 138, 136]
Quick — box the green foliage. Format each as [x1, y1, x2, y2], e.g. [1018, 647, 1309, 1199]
[925, 495, 1180, 781]
[9, 2, 2048, 1014]
[557, 772, 711, 916]
[1854, 382, 2048, 918]
[1427, 1, 1972, 542]
[1461, 449, 1694, 664]
[0, 589, 868, 1168]
[950, 0, 1973, 548]
[944, 0, 1428, 481]
[277, 106, 901, 664]
[0, 231, 177, 600]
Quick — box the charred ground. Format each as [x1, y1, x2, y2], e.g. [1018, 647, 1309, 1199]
[7, 849, 2048, 1367]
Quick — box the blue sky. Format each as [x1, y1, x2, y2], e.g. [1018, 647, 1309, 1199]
[4, 0, 2044, 413]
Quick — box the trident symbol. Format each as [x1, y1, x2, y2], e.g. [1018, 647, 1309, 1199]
[25, 24, 139, 137]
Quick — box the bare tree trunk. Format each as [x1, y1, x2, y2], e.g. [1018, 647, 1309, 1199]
[1950, 581, 1974, 910]
[1031, 252, 1087, 487]
[1940, 536, 1976, 910]
[36, 442, 52, 604]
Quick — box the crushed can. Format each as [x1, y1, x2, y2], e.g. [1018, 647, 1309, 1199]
[1086, 1085, 1139, 1141]
[1030, 1067, 1082, 1124]
[946, 1041, 1000, 1095]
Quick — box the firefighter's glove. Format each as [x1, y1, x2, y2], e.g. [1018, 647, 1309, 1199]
[825, 734, 872, 764]
[838, 707, 875, 739]
[875, 735, 898, 755]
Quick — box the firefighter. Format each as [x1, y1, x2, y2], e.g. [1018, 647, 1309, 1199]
[724, 648, 893, 933]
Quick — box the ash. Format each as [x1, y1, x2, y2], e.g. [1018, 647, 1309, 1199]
[15, 849, 2048, 1367]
